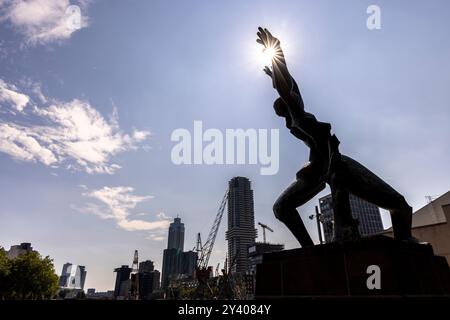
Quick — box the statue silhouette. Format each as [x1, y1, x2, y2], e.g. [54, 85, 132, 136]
[257, 27, 416, 246]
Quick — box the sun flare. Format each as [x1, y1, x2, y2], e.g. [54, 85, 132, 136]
[261, 46, 277, 66]
[253, 43, 279, 68]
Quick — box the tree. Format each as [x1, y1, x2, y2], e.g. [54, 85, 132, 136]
[0, 248, 11, 299]
[0, 249, 59, 300]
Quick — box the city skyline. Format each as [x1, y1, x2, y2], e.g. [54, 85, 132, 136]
[1, 0, 450, 291]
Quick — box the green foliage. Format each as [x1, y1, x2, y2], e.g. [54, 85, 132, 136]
[179, 286, 195, 299]
[0, 248, 59, 300]
[0, 248, 11, 297]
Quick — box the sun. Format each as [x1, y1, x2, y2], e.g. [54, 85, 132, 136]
[261, 46, 277, 66]
[264, 46, 276, 60]
[252, 43, 279, 68]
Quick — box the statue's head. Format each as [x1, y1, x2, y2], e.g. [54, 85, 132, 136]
[273, 98, 289, 117]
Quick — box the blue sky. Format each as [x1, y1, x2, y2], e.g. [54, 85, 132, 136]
[1, 0, 449, 291]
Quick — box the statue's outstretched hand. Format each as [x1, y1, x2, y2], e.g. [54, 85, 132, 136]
[256, 27, 301, 109]
[257, 27, 283, 78]
[256, 27, 281, 51]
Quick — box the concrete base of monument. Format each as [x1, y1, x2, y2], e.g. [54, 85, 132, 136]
[254, 235, 450, 298]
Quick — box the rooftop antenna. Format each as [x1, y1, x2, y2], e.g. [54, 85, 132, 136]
[425, 195, 438, 204]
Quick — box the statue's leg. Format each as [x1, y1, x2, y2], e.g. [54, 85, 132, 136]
[273, 164, 325, 247]
[328, 166, 361, 241]
[340, 155, 413, 240]
[327, 152, 362, 241]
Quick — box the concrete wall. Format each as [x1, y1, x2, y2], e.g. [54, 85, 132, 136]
[384, 194, 450, 265]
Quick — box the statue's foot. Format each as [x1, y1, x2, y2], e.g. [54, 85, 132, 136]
[333, 218, 361, 242]
[333, 225, 361, 242]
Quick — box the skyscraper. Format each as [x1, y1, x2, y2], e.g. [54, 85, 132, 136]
[59, 263, 87, 290]
[319, 193, 384, 243]
[138, 260, 160, 300]
[113, 265, 131, 298]
[225, 177, 257, 274]
[168, 217, 185, 250]
[161, 217, 195, 288]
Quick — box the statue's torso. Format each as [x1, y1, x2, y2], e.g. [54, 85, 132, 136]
[287, 115, 335, 179]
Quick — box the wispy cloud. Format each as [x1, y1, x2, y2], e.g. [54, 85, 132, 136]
[0, 0, 89, 45]
[79, 186, 171, 234]
[146, 234, 165, 241]
[0, 79, 30, 111]
[0, 78, 150, 174]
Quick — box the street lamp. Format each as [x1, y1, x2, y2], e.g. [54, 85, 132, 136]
[309, 206, 324, 245]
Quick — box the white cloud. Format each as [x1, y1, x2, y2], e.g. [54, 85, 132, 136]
[0, 79, 150, 174]
[0, 122, 57, 164]
[146, 234, 165, 241]
[31, 82, 47, 103]
[0, 79, 30, 111]
[157, 212, 171, 220]
[80, 186, 171, 234]
[0, 0, 89, 45]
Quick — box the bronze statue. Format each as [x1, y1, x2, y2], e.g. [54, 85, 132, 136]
[257, 27, 416, 246]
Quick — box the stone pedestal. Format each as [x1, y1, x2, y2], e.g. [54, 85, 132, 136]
[255, 236, 450, 298]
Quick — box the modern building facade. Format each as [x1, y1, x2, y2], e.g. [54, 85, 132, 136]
[383, 190, 450, 264]
[162, 217, 184, 288]
[162, 248, 182, 287]
[319, 193, 384, 243]
[181, 251, 197, 278]
[139, 260, 155, 273]
[138, 260, 160, 299]
[113, 265, 131, 298]
[225, 177, 257, 274]
[161, 217, 197, 287]
[59, 263, 87, 290]
[168, 217, 185, 250]
[6, 242, 35, 259]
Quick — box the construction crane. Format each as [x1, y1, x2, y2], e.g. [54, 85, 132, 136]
[197, 190, 228, 269]
[258, 222, 273, 243]
[194, 189, 228, 299]
[129, 250, 139, 300]
[195, 233, 202, 255]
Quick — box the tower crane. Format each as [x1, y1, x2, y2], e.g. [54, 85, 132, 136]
[197, 190, 228, 269]
[194, 189, 228, 299]
[258, 222, 273, 243]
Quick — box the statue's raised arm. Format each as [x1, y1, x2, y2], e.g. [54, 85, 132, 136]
[256, 27, 304, 116]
